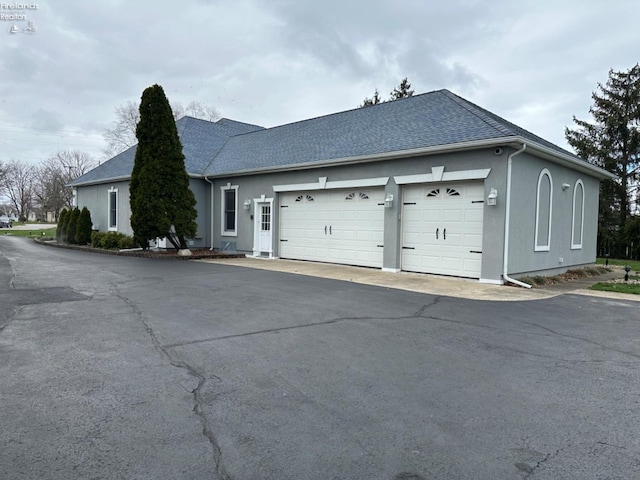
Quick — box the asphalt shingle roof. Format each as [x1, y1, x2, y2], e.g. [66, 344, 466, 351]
[72, 89, 582, 185]
[70, 116, 263, 186]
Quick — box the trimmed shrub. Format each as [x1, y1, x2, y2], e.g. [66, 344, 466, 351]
[75, 207, 92, 245]
[57, 209, 68, 243]
[65, 208, 80, 244]
[90, 231, 137, 250]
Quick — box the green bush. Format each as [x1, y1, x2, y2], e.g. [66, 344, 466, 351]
[90, 231, 137, 250]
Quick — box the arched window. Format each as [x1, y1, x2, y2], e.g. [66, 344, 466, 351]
[571, 179, 585, 249]
[535, 169, 553, 251]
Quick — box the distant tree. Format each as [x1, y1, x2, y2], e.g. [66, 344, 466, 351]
[565, 64, 640, 257]
[360, 89, 384, 107]
[75, 207, 92, 245]
[103, 100, 220, 157]
[360, 78, 415, 108]
[130, 84, 198, 251]
[0, 160, 36, 221]
[56, 208, 68, 243]
[65, 208, 80, 244]
[34, 150, 97, 219]
[390, 77, 414, 100]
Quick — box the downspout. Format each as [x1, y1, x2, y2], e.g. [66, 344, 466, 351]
[503, 143, 532, 288]
[204, 176, 215, 251]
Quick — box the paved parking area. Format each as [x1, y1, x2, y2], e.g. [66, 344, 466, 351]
[2, 237, 639, 479]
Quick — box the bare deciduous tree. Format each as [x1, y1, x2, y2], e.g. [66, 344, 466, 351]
[103, 100, 220, 157]
[35, 150, 97, 218]
[1, 160, 36, 221]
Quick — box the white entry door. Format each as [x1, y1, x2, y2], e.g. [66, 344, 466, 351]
[402, 182, 484, 278]
[279, 189, 385, 268]
[253, 200, 273, 257]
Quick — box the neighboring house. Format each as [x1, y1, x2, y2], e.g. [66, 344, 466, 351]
[70, 89, 615, 284]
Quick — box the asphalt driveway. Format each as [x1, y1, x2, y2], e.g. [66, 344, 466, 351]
[1, 236, 639, 479]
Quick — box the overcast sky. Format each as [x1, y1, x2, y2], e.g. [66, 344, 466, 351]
[1, 0, 639, 165]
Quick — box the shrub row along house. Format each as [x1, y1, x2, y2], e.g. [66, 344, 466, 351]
[70, 89, 615, 285]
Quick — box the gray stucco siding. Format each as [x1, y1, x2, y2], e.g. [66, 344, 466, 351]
[507, 153, 599, 276]
[76, 181, 132, 236]
[210, 148, 510, 279]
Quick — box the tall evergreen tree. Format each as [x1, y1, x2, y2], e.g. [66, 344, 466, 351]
[130, 84, 197, 250]
[76, 206, 92, 245]
[565, 64, 640, 257]
[390, 77, 414, 100]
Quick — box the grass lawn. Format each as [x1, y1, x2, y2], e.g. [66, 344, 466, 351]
[596, 257, 640, 271]
[1, 228, 56, 238]
[591, 281, 640, 295]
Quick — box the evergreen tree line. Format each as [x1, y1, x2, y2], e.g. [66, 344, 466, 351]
[566, 64, 640, 259]
[56, 207, 92, 245]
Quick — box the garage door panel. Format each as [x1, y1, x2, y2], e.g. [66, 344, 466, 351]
[280, 189, 384, 268]
[402, 182, 484, 278]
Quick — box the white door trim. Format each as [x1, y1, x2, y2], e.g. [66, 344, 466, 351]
[252, 195, 274, 258]
[273, 176, 389, 192]
[394, 166, 491, 185]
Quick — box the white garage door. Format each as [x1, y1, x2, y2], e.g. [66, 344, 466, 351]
[280, 189, 385, 268]
[402, 182, 484, 278]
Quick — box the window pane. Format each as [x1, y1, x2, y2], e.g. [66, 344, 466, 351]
[536, 173, 551, 248]
[224, 189, 236, 231]
[573, 182, 584, 245]
[109, 191, 117, 228]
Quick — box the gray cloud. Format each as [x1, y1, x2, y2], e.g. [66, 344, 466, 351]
[0, 0, 639, 164]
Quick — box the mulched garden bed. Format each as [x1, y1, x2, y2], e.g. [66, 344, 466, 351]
[36, 239, 245, 260]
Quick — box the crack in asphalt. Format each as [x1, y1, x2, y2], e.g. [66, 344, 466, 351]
[111, 286, 230, 480]
[164, 298, 448, 350]
[522, 321, 640, 360]
[521, 445, 566, 479]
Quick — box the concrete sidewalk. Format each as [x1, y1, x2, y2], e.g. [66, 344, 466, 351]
[200, 257, 638, 302]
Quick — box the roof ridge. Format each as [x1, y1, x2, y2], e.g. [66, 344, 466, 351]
[439, 89, 515, 137]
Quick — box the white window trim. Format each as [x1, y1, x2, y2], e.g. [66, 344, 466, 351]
[220, 183, 239, 237]
[571, 179, 585, 250]
[108, 186, 118, 232]
[534, 169, 553, 252]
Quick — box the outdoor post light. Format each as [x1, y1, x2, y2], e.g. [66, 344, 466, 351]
[487, 188, 498, 206]
[625, 265, 631, 282]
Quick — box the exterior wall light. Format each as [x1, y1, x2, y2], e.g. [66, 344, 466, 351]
[487, 188, 498, 206]
[384, 193, 394, 208]
[562, 183, 571, 190]
[243, 199, 252, 211]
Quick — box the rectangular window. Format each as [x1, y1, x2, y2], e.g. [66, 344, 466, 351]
[108, 188, 118, 231]
[220, 184, 238, 236]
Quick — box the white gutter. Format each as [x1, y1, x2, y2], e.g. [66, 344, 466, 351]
[204, 176, 215, 250]
[503, 143, 532, 288]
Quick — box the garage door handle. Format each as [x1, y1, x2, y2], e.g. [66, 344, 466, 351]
[436, 228, 439, 239]
[402, 246, 415, 250]
[324, 225, 327, 235]
[329, 226, 332, 235]
[470, 250, 482, 254]
[443, 228, 446, 240]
